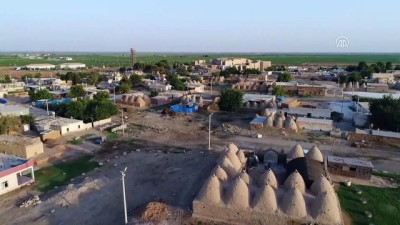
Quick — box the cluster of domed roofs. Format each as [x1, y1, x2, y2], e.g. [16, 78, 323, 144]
[232, 81, 269, 92]
[121, 93, 151, 107]
[287, 143, 324, 163]
[193, 143, 342, 225]
[257, 109, 298, 132]
[182, 94, 204, 106]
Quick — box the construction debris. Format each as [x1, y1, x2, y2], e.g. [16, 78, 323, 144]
[138, 202, 170, 223]
[19, 195, 41, 208]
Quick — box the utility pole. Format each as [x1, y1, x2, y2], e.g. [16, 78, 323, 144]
[114, 86, 116, 103]
[120, 109, 125, 136]
[120, 167, 128, 224]
[46, 100, 49, 116]
[208, 113, 213, 150]
[210, 78, 213, 96]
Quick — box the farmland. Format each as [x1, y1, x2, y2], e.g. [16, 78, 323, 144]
[1, 53, 400, 67]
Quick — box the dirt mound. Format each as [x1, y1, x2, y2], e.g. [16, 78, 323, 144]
[139, 202, 170, 223]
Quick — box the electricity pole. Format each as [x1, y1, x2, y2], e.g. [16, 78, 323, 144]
[208, 113, 213, 150]
[120, 167, 128, 224]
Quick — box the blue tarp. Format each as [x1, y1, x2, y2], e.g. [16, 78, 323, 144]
[170, 104, 198, 113]
[34, 98, 72, 107]
[250, 117, 267, 124]
[0, 98, 7, 105]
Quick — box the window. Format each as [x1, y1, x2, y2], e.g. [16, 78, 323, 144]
[1, 181, 8, 189]
[78, 125, 81, 129]
[67, 128, 70, 132]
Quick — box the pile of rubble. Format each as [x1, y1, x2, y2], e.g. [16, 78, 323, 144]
[19, 195, 41, 208]
[222, 124, 242, 134]
[133, 122, 168, 133]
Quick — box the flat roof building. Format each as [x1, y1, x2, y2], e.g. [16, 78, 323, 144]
[34, 116, 90, 136]
[59, 63, 86, 69]
[24, 64, 55, 70]
[0, 105, 30, 117]
[327, 156, 373, 180]
[0, 154, 35, 196]
[0, 135, 44, 159]
[296, 117, 333, 132]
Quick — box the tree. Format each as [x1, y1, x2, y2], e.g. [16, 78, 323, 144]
[150, 90, 159, 97]
[68, 85, 86, 98]
[167, 74, 186, 90]
[277, 72, 292, 82]
[394, 65, 400, 70]
[86, 100, 118, 121]
[130, 74, 142, 86]
[20, 115, 35, 125]
[93, 91, 110, 101]
[272, 86, 286, 96]
[117, 82, 131, 94]
[176, 66, 188, 76]
[0, 116, 21, 134]
[22, 74, 33, 81]
[357, 61, 368, 71]
[386, 62, 393, 71]
[369, 95, 400, 132]
[34, 72, 42, 78]
[244, 69, 261, 75]
[65, 100, 87, 120]
[218, 89, 243, 112]
[29, 89, 52, 101]
[87, 72, 101, 85]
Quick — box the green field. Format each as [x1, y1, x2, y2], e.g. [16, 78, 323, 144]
[34, 155, 98, 192]
[1, 53, 400, 67]
[337, 184, 400, 225]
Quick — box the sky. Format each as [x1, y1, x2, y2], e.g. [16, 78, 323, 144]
[1, 0, 400, 53]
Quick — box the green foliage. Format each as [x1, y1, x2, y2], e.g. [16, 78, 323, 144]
[244, 68, 261, 75]
[55, 99, 117, 122]
[86, 100, 118, 121]
[220, 67, 240, 78]
[117, 82, 131, 94]
[339, 72, 363, 84]
[277, 72, 292, 82]
[167, 74, 186, 90]
[266, 65, 286, 71]
[218, 89, 243, 112]
[338, 185, 400, 225]
[0, 75, 12, 83]
[272, 86, 286, 96]
[93, 91, 110, 101]
[34, 155, 98, 192]
[68, 85, 86, 98]
[150, 90, 159, 97]
[130, 74, 142, 86]
[20, 115, 35, 125]
[34, 72, 42, 78]
[176, 66, 188, 75]
[29, 89, 52, 101]
[0, 116, 22, 134]
[369, 95, 400, 132]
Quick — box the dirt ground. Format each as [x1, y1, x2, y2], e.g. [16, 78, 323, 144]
[1, 109, 400, 225]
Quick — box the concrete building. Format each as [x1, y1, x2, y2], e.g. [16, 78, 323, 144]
[59, 63, 86, 69]
[0, 154, 35, 196]
[148, 83, 173, 92]
[34, 116, 91, 136]
[186, 81, 205, 93]
[296, 117, 333, 132]
[327, 156, 373, 180]
[0, 105, 30, 116]
[59, 57, 73, 61]
[0, 135, 44, 158]
[284, 107, 332, 119]
[371, 73, 395, 84]
[211, 58, 271, 71]
[0, 81, 25, 93]
[24, 64, 56, 70]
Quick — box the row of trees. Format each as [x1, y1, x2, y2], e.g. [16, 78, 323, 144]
[344, 61, 398, 81]
[58, 72, 102, 85]
[0, 75, 12, 83]
[369, 95, 400, 132]
[55, 92, 117, 122]
[28, 85, 88, 101]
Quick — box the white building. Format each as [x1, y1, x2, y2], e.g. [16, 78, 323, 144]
[34, 116, 91, 135]
[371, 73, 395, 84]
[24, 64, 56, 70]
[0, 81, 25, 92]
[59, 63, 86, 70]
[0, 154, 35, 196]
[148, 82, 173, 92]
[0, 105, 30, 116]
[296, 117, 333, 132]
